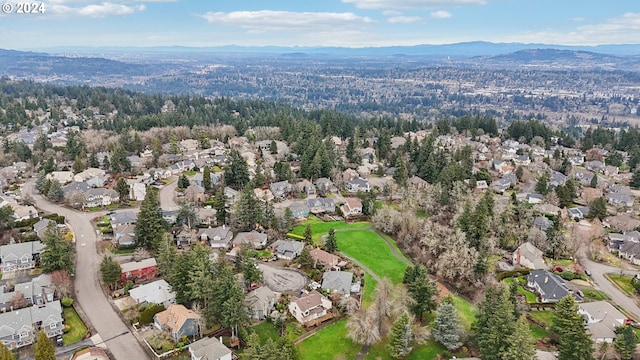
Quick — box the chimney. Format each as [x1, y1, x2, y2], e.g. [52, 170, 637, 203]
[219, 336, 223, 344]
[544, 276, 548, 284]
[223, 224, 226, 230]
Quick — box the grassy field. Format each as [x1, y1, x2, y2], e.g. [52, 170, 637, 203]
[503, 277, 537, 303]
[582, 289, 611, 301]
[297, 319, 361, 360]
[530, 323, 549, 339]
[252, 322, 280, 344]
[63, 307, 88, 345]
[363, 273, 377, 306]
[336, 230, 408, 284]
[450, 295, 477, 332]
[290, 216, 370, 244]
[529, 310, 554, 327]
[607, 274, 635, 296]
[364, 338, 446, 360]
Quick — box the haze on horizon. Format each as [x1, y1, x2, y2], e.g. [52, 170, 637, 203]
[0, 0, 639, 51]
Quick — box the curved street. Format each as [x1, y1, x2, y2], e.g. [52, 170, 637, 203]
[21, 181, 149, 360]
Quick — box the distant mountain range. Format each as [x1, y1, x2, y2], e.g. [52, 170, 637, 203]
[28, 41, 640, 57]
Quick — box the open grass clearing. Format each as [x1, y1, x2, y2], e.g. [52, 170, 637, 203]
[503, 277, 537, 303]
[363, 273, 377, 307]
[290, 216, 370, 244]
[364, 338, 446, 360]
[606, 273, 635, 296]
[297, 319, 360, 360]
[449, 295, 477, 332]
[252, 321, 280, 344]
[582, 289, 611, 301]
[336, 230, 407, 284]
[530, 323, 549, 339]
[63, 307, 88, 345]
[529, 310, 554, 327]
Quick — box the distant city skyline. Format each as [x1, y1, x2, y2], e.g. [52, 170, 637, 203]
[1, 0, 639, 50]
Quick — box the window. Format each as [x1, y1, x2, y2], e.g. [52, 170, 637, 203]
[50, 323, 57, 329]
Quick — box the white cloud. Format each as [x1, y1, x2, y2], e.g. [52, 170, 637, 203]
[388, 16, 422, 23]
[199, 10, 373, 32]
[342, 0, 486, 9]
[430, 10, 452, 19]
[571, 17, 586, 22]
[49, 3, 145, 17]
[502, 12, 640, 45]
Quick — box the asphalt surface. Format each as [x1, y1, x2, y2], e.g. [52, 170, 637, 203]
[158, 176, 179, 210]
[22, 181, 150, 360]
[257, 263, 307, 293]
[575, 222, 640, 321]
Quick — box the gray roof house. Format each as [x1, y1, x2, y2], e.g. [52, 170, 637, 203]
[33, 219, 55, 239]
[188, 336, 232, 360]
[0, 300, 63, 350]
[245, 286, 279, 320]
[0, 241, 45, 273]
[110, 211, 138, 229]
[618, 242, 640, 266]
[321, 271, 354, 295]
[0, 274, 55, 311]
[129, 279, 176, 308]
[307, 198, 336, 214]
[114, 224, 136, 248]
[288, 201, 310, 219]
[315, 178, 337, 194]
[513, 242, 546, 270]
[232, 231, 268, 249]
[270, 180, 291, 199]
[345, 177, 370, 193]
[271, 239, 304, 260]
[605, 193, 634, 208]
[527, 270, 582, 303]
[533, 216, 554, 231]
[198, 226, 233, 249]
[578, 301, 627, 343]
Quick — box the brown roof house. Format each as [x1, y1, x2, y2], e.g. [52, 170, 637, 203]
[288, 290, 332, 327]
[154, 304, 201, 342]
[309, 248, 341, 269]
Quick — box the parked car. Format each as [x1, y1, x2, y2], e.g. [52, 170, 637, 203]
[56, 335, 64, 346]
[585, 269, 592, 276]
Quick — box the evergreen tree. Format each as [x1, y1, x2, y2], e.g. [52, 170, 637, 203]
[100, 255, 121, 289]
[155, 233, 176, 277]
[225, 149, 250, 190]
[202, 165, 212, 191]
[72, 155, 84, 174]
[240, 333, 261, 360]
[34, 170, 46, 194]
[115, 177, 129, 201]
[386, 312, 413, 359]
[325, 228, 338, 253]
[406, 264, 437, 320]
[472, 285, 516, 360]
[535, 174, 549, 195]
[46, 180, 64, 202]
[213, 187, 227, 225]
[432, 299, 461, 351]
[34, 330, 55, 360]
[0, 342, 14, 360]
[178, 174, 190, 189]
[586, 196, 608, 221]
[134, 187, 166, 251]
[393, 156, 408, 187]
[270, 140, 278, 154]
[551, 295, 593, 360]
[231, 184, 261, 231]
[273, 162, 293, 182]
[590, 174, 598, 188]
[282, 207, 294, 232]
[40, 225, 74, 274]
[88, 151, 99, 168]
[614, 325, 637, 360]
[630, 169, 640, 189]
[303, 224, 313, 245]
[297, 247, 314, 269]
[502, 315, 536, 360]
[177, 201, 199, 228]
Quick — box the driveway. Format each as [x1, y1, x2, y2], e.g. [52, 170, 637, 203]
[574, 221, 640, 320]
[21, 181, 149, 360]
[257, 263, 307, 294]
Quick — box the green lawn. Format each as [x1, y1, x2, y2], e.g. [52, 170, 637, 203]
[450, 295, 477, 332]
[607, 274, 635, 296]
[529, 310, 554, 327]
[364, 338, 446, 360]
[530, 323, 549, 339]
[185, 170, 197, 176]
[503, 278, 537, 303]
[336, 230, 408, 284]
[582, 289, 611, 301]
[252, 322, 280, 344]
[297, 319, 361, 360]
[363, 273, 377, 306]
[63, 307, 88, 345]
[290, 216, 370, 244]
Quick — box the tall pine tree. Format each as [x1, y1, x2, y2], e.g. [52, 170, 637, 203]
[432, 299, 461, 351]
[386, 312, 413, 359]
[34, 330, 55, 360]
[134, 187, 166, 251]
[551, 295, 594, 360]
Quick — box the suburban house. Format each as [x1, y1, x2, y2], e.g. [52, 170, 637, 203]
[174, 225, 197, 247]
[184, 184, 206, 204]
[198, 226, 233, 249]
[74, 168, 109, 187]
[321, 271, 353, 295]
[224, 187, 240, 206]
[513, 242, 546, 270]
[271, 239, 304, 260]
[154, 304, 201, 342]
[340, 198, 363, 217]
[307, 198, 335, 214]
[47, 171, 74, 184]
[309, 248, 341, 269]
[0, 274, 55, 311]
[408, 176, 429, 191]
[114, 224, 136, 248]
[288, 201, 310, 219]
[605, 193, 634, 208]
[130, 182, 147, 202]
[187, 336, 232, 360]
[110, 211, 137, 230]
[129, 280, 176, 308]
[33, 219, 55, 239]
[527, 270, 582, 303]
[288, 290, 333, 327]
[70, 347, 110, 360]
[0, 300, 64, 350]
[270, 181, 291, 200]
[120, 258, 158, 283]
[345, 178, 370, 193]
[578, 301, 628, 343]
[533, 216, 554, 231]
[618, 242, 640, 265]
[315, 178, 337, 194]
[245, 286, 279, 320]
[568, 207, 588, 221]
[83, 188, 119, 208]
[232, 231, 268, 250]
[0, 241, 45, 273]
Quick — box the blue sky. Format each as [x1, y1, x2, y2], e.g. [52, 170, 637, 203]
[1, 0, 639, 49]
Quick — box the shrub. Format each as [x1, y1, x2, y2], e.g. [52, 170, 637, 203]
[496, 269, 531, 281]
[139, 304, 165, 324]
[61, 297, 74, 307]
[63, 324, 71, 333]
[557, 271, 574, 281]
[43, 213, 66, 224]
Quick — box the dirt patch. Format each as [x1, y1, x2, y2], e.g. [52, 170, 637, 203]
[436, 281, 451, 299]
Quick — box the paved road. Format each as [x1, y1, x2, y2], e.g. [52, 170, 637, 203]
[575, 222, 640, 321]
[158, 176, 179, 210]
[22, 182, 150, 360]
[257, 263, 307, 293]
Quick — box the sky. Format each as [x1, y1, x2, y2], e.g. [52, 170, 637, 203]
[1, 0, 639, 50]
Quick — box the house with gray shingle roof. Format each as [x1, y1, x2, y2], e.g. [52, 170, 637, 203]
[245, 286, 279, 320]
[321, 271, 353, 295]
[188, 336, 232, 360]
[513, 242, 546, 270]
[0, 241, 45, 273]
[578, 301, 627, 343]
[271, 239, 304, 260]
[527, 270, 582, 303]
[0, 300, 63, 350]
[199, 226, 233, 249]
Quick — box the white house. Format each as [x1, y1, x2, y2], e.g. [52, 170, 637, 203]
[288, 290, 332, 326]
